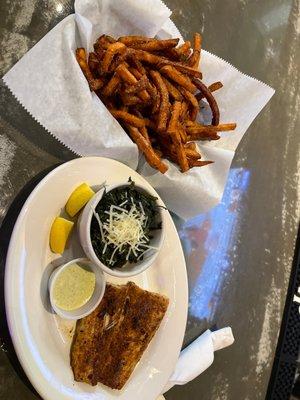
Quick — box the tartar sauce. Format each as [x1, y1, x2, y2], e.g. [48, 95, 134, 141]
[53, 263, 95, 311]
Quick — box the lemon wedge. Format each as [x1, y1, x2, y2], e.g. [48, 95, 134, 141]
[65, 183, 95, 217]
[50, 217, 74, 254]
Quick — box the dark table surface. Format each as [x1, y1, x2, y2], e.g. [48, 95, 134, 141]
[0, 1, 299, 399]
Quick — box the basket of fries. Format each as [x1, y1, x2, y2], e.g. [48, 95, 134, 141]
[76, 33, 236, 174]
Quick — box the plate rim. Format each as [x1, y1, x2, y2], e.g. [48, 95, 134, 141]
[4, 156, 188, 400]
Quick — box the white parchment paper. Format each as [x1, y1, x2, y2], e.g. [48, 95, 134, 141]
[3, 0, 275, 219]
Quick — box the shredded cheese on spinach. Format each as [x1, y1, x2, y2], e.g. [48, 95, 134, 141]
[90, 180, 161, 268]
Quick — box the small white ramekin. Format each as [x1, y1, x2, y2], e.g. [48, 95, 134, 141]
[78, 183, 165, 278]
[48, 258, 106, 320]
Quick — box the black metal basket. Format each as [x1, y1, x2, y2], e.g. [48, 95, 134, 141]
[266, 224, 300, 400]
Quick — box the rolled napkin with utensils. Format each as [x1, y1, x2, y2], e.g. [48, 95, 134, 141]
[157, 327, 234, 399]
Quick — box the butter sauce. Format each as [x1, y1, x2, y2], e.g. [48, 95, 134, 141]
[53, 263, 95, 311]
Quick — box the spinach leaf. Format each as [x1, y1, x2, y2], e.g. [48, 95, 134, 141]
[90, 181, 161, 269]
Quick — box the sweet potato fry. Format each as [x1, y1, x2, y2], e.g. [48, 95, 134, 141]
[160, 65, 197, 93]
[126, 48, 162, 64]
[177, 86, 199, 120]
[157, 139, 185, 166]
[186, 122, 236, 133]
[96, 35, 116, 49]
[118, 36, 154, 45]
[162, 77, 183, 101]
[189, 160, 213, 168]
[186, 125, 216, 135]
[180, 101, 189, 120]
[190, 108, 198, 121]
[147, 82, 160, 114]
[165, 102, 189, 171]
[133, 110, 151, 142]
[177, 41, 191, 56]
[155, 148, 163, 157]
[214, 123, 237, 131]
[184, 120, 196, 128]
[108, 54, 125, 73]
[110, 109, 146, 128]
[93, 43, 105, 60]
[188, 33, 202, 69]
[102, 73, 121, 97]
[207, 81, 223, 92]
[115, 63, 136, 83]
[150, 70, 169, 132]
[196, 81, 223, 101]
[129, 38, 179, 51]
[176, 89, 198, 121]
[88, 52, 99, 72]
[187, 130, 220, 141]
[143, 118, 157, 130]
[126, 125, 168, 173]
[184, 139, 200, 156]
[99, 34, 116, 45]
[193, 78, 220, 125]
[120, 104, 128, 112]
[167, 101, 181, 133]
[185, 148, 201, 160]
[128, 67, 144, 81]
[76, 48, 104, 91]
[101, 42, 127, 73]
[105, 35, 116, 43]
[140, 125, 150, 142]
[127, 57, 147, 75]
[93, 35, 116, 58]
[136, 119, 151, 143]
[160, 48, 181, 61]
[185, 122, 220, 138]
[120, 92, 143, 106]
[173, 133, 189, 172]
[101, 97, 115, 110]
[184, 142, 196, 151]
[150, 70, 170, 132]
[76, 48, 93, 79]
[178, 123, 188, 143]
[161, 60, 202, 78]
[125, 75, 149, 94]
[116, 64, 150, 102]
[159, 142, 178, 161]
[90, 79, 104, 91]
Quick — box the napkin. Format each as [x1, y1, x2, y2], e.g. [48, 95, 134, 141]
[2, 0, 275, 219]
[157, 327, 235, 399]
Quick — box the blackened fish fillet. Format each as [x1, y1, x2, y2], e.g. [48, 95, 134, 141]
[70, 282, 169, 389]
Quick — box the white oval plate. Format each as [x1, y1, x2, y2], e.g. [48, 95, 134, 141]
[5, 157, 188, 400]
